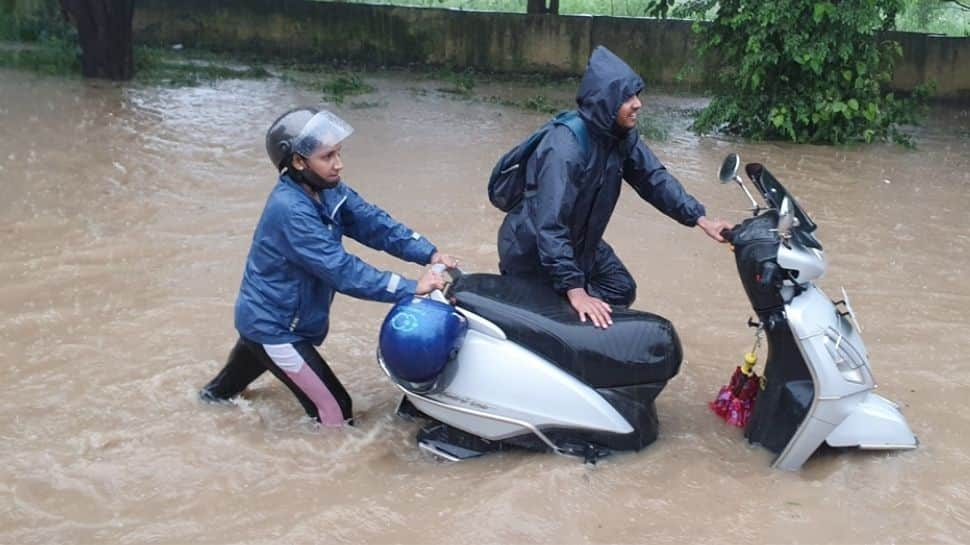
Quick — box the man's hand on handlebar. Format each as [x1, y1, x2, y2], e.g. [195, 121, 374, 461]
[430, 252, 460, 269]
[416, 268, 446, 295]
[697, 216, 735, 243]
[567, 288, 613, 329]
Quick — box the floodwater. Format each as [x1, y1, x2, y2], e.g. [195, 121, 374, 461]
[0, 66, 968, 545]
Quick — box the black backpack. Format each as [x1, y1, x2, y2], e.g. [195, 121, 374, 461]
[487, 110, 590, 212]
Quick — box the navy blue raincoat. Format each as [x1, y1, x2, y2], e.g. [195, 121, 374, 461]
[235, 173, 436, 345]
[498, 46, 706, 299]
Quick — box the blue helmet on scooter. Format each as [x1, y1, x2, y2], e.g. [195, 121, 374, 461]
[379, 297, 468, 387]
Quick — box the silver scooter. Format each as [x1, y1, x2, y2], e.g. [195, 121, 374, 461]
[377, 270, 684, 463]
[717, 153, 918, 470]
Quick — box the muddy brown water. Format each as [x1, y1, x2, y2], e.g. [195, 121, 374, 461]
[1, 67, 968, 544]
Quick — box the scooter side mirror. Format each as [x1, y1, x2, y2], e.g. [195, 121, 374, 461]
[718, 153, 741, 184]
[719, 152, 760, 214]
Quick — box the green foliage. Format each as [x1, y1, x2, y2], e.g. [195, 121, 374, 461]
[321, 73, 375, 103]
[636, 113, 671, 141]
[134, 47, 272, 86]
[0, 37, 79, 75]
[522, 94, 559, 113]
[435, 68, 477, 95]
[0, 3, 68, 42]
[691, 0, 929, 145]
[0, 10, 80, 75]
[326, 0, 965, 34]
[895, 0, 970, 36]
[648, 0, 969, 35]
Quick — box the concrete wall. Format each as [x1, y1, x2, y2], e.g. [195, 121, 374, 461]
[131, 0, 595, 75]
[8, 0, 966, 97]
[890, 31, 970, 98]
[589, 17, 713, 90]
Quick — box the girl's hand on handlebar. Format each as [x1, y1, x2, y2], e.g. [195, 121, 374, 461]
[415, 268, 446, 295]
[697, 216, 735, 243]
[567, 288, 613, 329]
[430, 252, 460, 269]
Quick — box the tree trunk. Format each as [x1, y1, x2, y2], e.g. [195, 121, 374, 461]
[548, 0, 559, 15]
[526, 0, 546, 14]
[59, 0, 135, 80]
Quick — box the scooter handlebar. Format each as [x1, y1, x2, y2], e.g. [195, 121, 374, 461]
[720, 225, 739, 244]
[428, 264, 464, 303]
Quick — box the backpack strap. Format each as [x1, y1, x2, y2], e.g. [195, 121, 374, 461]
[507, 111, 591, 208]
[554, 111, 590, 158]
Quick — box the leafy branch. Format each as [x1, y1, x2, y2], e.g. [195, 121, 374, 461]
[689, 0, 928, 145]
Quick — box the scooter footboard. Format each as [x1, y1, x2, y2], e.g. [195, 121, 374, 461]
[825, 392, 918, 449]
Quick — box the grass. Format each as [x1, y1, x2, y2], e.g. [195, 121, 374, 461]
[320, 73, 376, 103]
[0, 13, 80, 76]
[0, 37, 80, 76]
[0, 37, 273, 84]
[432, 67, 477, 95]
[135, 46, 272, 86]
[522, 94, 560, 114]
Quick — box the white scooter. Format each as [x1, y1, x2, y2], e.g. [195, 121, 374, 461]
[717, 153, 918, 470]
[378, 270, 684, 463]
[376, 154, 917, 469]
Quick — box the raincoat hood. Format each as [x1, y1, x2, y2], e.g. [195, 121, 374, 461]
[576, 46, 645, 136]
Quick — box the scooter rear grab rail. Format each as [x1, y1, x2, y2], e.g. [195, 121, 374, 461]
[377, 349, 603, 463]
[396, 265, 611, 462]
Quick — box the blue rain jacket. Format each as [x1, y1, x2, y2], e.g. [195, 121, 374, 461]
[235, 173, 437, 345]
[498, 46, 706, 294]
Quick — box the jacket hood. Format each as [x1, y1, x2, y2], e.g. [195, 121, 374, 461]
[576, 46, 644, 136]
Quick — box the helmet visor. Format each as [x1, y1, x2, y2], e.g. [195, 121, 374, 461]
[292, 110, 354, 157]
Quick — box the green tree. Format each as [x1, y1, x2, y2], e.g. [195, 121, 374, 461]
[896, 0, 970, 35]
[685, 0, 927, 144]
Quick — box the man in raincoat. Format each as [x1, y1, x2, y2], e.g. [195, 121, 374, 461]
[497, 46, 732, 328]
[200, 107, 457, 426]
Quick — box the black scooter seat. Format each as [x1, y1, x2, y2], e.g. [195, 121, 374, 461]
[449, 274, 682, 389]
